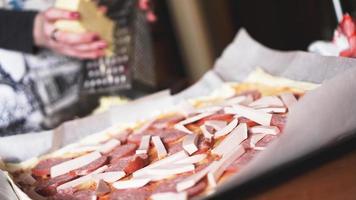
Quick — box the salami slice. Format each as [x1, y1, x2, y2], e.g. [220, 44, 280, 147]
[196, 114, 234, 125]
[109, 186, 152, 200]
[128, 129, 187, 145]
[153, 176, 207, 197]
[256, 134, 277, 147]
[167, 142, 184, 155]
[271, 114, 287, 131]
[32, 158, 70, 177]
[194, 136, 212, 154]
[124, 154, 149, 174]
[106, 156, 132, 172]
[107, 143, 138, 162]
[238, 117, 258, 127]
[52, 189, 95, 200]
[106, 154, 148, 174]
[226, 149, 258, 172]
[35, 172, 77, 196]
[72, 156, 108, 176]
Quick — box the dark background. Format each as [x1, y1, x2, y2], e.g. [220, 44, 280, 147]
[150, 0, 356, 91]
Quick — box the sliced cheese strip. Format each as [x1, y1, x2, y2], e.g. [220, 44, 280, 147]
[249, 96, 284, 108]
[93, 165, 108, 173]
[92, 171, 126, 183]
[96, 179, 111, 196]
[212, 123, 248, 156]
[57, 163, 107, 190]
[250, 125, 280, 135]
[178, 112, 214, 125]
[280, 93, 298, 110]
[174, 112, 214, 134]
[249, 133, 266, 150]
[175, 154, 207, 165]
[182, 134, 198, 155]
[136, 173, 174, 181]
[51, 151, 102, 178]
[214, 118, 238, 138]
[207, 145, 245, 187]
[200, 125, 213, 141]
[151, 192, 187, 200]
[98, 139, 120, 154]
[257, 107, 287, 114]
[223, 107, 238, 115]
[136, 135, 151, 155]
[204, 120, 227, 131]
[152, 136, 167, 159]
[231, 104, 272, 126]
[133, 151, 188, 177]
[176, 163, 215, 192]
[112, 178, 151, 189]
[143, 164, 195, 176]
[174, 123, 193, 134]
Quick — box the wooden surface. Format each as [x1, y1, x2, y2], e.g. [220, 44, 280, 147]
[251, 148, 356, 200]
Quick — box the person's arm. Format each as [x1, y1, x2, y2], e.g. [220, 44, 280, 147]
[0, 9, 38, 53]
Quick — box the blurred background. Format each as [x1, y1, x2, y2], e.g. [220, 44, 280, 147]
[151, 0, 356, 93]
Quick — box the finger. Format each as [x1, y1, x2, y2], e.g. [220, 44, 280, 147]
[98, 6, 108, 14]
[44, 8, 80, 21]
[60, 48, 105, 59]
[55, 31, 100, 45]
[72, 40, 108, 52]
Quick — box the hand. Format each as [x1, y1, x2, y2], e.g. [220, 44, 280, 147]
[33, 8, 107, 59]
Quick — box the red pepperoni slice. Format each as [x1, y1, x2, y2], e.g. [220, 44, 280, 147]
[109, 186, 152, 200]
[107, 143, 137, 162]
[106, 154, 148, 174]
[127, 134, 143, 145]
[32, 158, 70, 177]
[155, 129, 187, 144]
[152, 176, 186, 194]
[153, 176, 207, 197]
[241, 134, 277, 150]
[226, 149, 258, 172]
[256, 134, 277, 147]
[106, 156, 132, 172]
[194, 136, 212, 154]
[271, 114, 287, 131]
[238, 117, 258, 127]
[72, 156, 108, 176]
[186, 179, 207, 197]
[124, 154, 149, 174]
[196, 114, 234, 125]
[128, 129, 187, 145]
[35, 172, 77, 196]
[52, 189, 95, 200]
[167, 142, 184, 155]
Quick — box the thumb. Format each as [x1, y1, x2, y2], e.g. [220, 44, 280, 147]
[44, 8, 80, 22]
